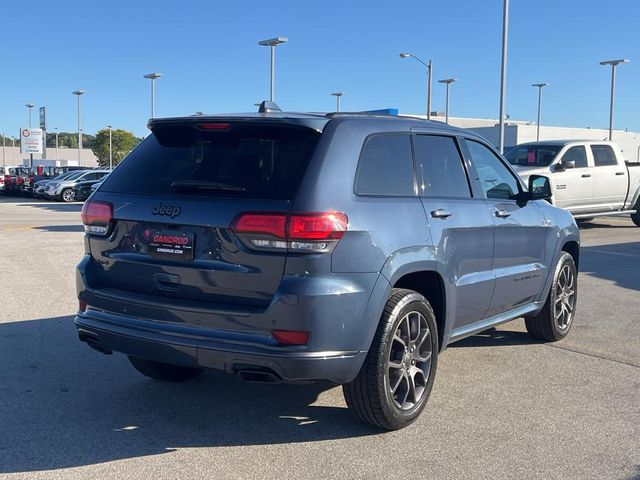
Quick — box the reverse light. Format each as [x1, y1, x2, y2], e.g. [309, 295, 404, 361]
[81, 200, 113, 235]
[272, 330, 309, 345]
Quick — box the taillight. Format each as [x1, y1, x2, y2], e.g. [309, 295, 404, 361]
[232, 212, 348, 253]
[289, 213, 348, 240]
[233, 214, 287, 238]
[81, 200, 113, 235]
[78, 299, 88, 312]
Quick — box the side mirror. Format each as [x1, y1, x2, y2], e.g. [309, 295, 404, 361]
[554, 159, 575, 172]
[527, 175, 552, 201]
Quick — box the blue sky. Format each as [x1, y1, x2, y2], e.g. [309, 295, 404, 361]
[1, 0, 639, 138]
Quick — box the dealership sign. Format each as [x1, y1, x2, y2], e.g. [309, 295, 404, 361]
[20, 128, 43, 154]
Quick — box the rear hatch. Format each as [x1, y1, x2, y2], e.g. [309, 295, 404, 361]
[85, 118, 324, 310]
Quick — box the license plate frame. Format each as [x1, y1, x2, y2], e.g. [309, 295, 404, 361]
[147, 229, 195, 262]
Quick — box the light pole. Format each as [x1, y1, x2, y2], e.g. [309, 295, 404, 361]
[438, 78, 458, 125]
[25, 103, 35, 128]
[107, 125, 113, 170]
[399, 53, 433, 119]
[531, 83, 549, 141]
[331, 92, 344, 112]
[258, 37, 288, 102]
[143, 73, 163, 118]
[2, 133, 5, 166]
[72, 90, 86, 165]
[54, 128, 59, 161]
[498, 0, 509, 154]
[25, 104, 35, 166]
[599, 59, 630, 141]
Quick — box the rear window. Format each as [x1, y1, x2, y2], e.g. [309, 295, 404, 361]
[100, 123, 321, 200]
[591, 145, 617, 166]
[505, 145, 562, 167]
[355, 134, 415, 196]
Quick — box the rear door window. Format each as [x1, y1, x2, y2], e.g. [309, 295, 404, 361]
[100, 122, 320, 200]
[591, 145, 617, 166]
[355, 134, 415, 196]
[413, 135, 471, 198]
[560, 146, 588, 168]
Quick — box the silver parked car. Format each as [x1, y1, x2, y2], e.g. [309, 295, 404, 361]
[45, 170, 110, 202]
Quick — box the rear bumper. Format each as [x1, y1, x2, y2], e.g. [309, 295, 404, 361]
[75, 310, 366, 384]
[75, 255, 390, 384]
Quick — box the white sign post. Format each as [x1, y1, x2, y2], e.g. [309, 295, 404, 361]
[21, 128, 44, 167]
[20, 128, 43, 157]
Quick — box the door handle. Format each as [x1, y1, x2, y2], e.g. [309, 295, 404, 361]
[581, 174, 592, 178]
[495, 209, 511, 218]
[430, 209, 452, 219]
[615, 172, 625, 176]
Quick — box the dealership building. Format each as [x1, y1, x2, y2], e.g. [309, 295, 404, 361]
[407, 114, 640, 163]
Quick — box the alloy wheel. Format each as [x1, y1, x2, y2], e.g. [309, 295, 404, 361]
[554, 264, 576, 330]
[387, 310, 432, 411]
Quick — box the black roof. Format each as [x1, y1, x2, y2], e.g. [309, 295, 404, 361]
[148, 110, 480, 139]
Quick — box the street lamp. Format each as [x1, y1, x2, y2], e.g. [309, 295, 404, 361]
[143, 73, 163, 118]
[258, 37, 288, 102]
[399, 53, 433, 119]
[498, 0, 509, 154]
[331, 92, 344, 112]
[72, 90, 86, 165]
[54, 128, 59, 161]
[25, 103, 35, 128]
[599, 59, 630, 141]
[106, 125, 113, 170]
[531, 83, 549, 141]
[438, 78, 458, 125]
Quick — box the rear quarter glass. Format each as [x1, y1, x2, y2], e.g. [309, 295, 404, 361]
[99, 122, 321, 201]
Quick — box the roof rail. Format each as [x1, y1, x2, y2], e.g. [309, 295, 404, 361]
[327, 108, 399, 117]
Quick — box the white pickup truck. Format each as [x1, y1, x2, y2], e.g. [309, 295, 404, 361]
[505, 140, 640, 226]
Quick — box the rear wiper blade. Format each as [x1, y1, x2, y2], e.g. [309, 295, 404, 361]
[169, 180, 246, 192]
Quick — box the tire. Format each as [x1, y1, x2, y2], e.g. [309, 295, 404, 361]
[343, 288, 438, 430]
[525, 252, 578, 342]
[631, 210, 640, 227]
[128, 356, 204, 382]
[61, 188, 75, 203]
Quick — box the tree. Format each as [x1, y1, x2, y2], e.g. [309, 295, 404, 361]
[92, 129, 142, 167]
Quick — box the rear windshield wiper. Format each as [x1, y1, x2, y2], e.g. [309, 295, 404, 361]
[169, 180, 246, 192]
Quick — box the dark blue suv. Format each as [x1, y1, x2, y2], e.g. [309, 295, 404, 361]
[76, 107, 579, 430]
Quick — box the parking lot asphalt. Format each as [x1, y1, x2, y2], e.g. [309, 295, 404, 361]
[0, 197, 638, 480]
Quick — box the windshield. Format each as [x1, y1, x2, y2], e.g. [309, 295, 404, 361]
[100, 122, 321, 200]
[505, 145, 563, 167]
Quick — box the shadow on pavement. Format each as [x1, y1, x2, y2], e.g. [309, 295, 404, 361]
[449, 327, 538, 348]
[581, 242, 640, 291]
[577, 219, 636, 230]
[0, 316, 377, 474]
[33, 225, 84, 233]
[17, 202, 83, 213]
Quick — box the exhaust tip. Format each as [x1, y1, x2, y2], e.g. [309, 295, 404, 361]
[78, 331, 112, 355]
[235, 366, 282, 383]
